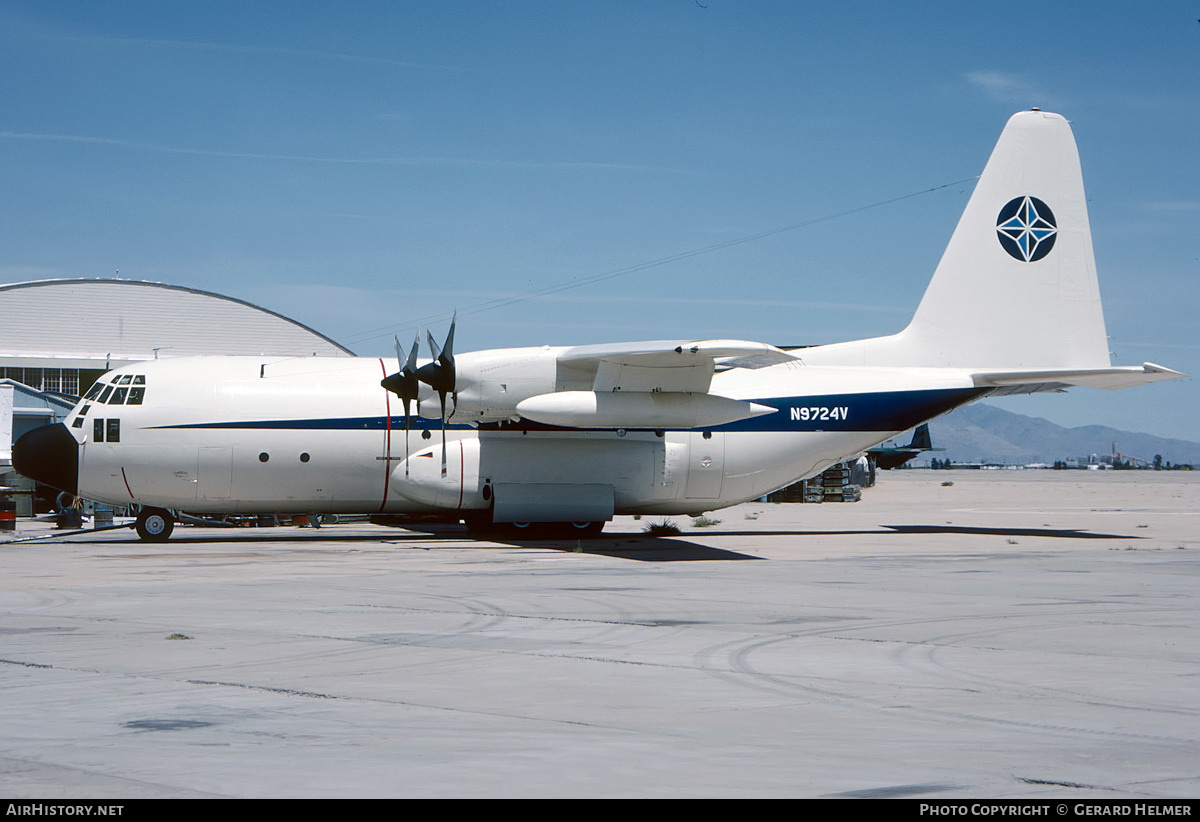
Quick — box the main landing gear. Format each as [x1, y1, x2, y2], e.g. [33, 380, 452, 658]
[462, 516, 605, 539]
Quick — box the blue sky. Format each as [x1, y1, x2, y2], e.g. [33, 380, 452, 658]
[2, 2, 1197, 442]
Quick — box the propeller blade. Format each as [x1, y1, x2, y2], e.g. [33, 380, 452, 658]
[416, 314, 457, 400]
[441, 312, 455, 362]
[414, 315, 457, 477]
[380, 333, 422, 427]
[406, 333, 419, 372]
[379, 333, 425, 476]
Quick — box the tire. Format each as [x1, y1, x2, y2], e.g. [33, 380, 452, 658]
[564, 521, 604, 538]
[135, 508, 174, 542]
[493, 521, 604, 539]
[542, 521, 605, 539]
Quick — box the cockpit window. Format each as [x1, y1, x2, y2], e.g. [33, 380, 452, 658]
[91, 376, 147, 404]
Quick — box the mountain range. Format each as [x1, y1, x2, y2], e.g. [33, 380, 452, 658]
[895, 403, 1200, 467]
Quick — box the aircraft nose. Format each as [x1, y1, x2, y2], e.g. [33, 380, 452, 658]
[12, 423, 79, 496]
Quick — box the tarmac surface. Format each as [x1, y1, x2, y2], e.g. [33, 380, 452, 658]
[1, 470, 1197, 799]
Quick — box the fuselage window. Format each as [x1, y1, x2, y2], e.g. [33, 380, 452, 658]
[79, 404, 91, 416]
[106, 419, 120, 442]
[72, 416, 85, 429]
[93, 418, 105, 442]
[127, 387, 145, 404]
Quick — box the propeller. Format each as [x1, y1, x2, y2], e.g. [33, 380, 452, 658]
[416, 314, 457, 476]
[381, 334, 421, 422]
[379, 314, 457, 477]
[380, 333, 421, 474]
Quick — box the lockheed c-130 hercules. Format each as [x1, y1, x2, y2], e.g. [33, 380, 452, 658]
[13, 110, 1184, 541]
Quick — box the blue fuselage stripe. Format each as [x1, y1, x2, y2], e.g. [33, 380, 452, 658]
[713, 387, 987, 432]
[148, 388, 986, 434]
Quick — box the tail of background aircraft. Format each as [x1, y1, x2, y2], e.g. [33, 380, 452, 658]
[805, 109, 1113, 371]
[908, 423, 933, 451]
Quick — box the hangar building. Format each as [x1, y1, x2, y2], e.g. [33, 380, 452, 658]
[1, 279, 352, 395]
[1, 278, 355, 512]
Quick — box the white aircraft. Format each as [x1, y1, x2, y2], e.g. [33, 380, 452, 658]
[12, 110, 1183, 542]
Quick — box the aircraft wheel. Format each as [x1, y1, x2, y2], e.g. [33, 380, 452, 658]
[538, 521, 604, 539]
[564, 521, 604, 538]
[135, 508, 174, 542]
[499, 521, 550, 538]
[493, 522, 604, 539]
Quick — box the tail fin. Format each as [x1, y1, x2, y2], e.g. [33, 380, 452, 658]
[908, 423, 932, 450]
[806, 110, 1112, 370]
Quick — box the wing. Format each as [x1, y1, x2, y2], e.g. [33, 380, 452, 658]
[512, 339, 794, 429]
[556, 339, 797, 393]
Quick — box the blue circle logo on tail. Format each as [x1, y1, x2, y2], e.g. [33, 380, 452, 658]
[996, 196, 1057, 262]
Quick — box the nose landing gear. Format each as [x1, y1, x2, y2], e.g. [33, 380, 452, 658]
[134, 508, 175, 542]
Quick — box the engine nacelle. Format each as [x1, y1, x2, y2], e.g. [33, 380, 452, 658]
[432, 346, 564, 424]
[390, 438, 487, 510]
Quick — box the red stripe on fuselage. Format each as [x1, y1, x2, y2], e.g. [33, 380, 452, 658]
[378, 358, 391, 513]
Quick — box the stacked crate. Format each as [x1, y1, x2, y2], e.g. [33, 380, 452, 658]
[765, 462, 862, 503]
[817, 463, 861, 503]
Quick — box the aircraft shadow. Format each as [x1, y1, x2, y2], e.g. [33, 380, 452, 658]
[879, 524, 1139, 540]
[30, 522, 1134, 561]
[394, 523, 761, 561]
[692, 525, 1139, 540]
[44, 522, 759, 562]
[511, 536, 761, 562]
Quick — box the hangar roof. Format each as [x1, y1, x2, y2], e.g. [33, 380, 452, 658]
[0, 279, 354, 368]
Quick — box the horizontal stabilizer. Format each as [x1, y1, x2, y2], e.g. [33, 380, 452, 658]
[972, 362, 1185, 391]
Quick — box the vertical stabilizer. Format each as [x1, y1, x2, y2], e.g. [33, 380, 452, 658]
[805, 110, 1112, 370]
